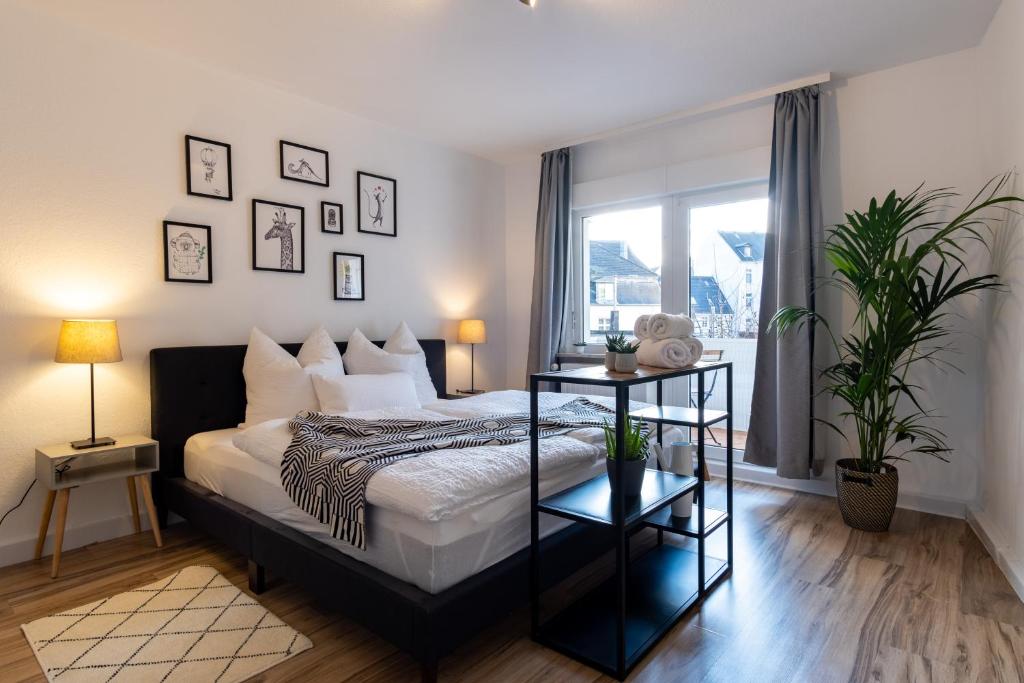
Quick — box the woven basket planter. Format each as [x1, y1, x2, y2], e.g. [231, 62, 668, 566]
[835, 459, 898, 532]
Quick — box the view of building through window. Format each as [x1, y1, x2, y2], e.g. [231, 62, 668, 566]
[578, 195, 768, 449]
[582, 206, 662, 342]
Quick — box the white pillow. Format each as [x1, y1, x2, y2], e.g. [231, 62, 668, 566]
[241, 326, 344, 427]
[383, 321, 439, 403]
[312, 373, 421, 414]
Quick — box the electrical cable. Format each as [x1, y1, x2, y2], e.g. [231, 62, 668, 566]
[0, 479, 37, 529]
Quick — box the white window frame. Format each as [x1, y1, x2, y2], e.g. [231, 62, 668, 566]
[569, 196, 672, 352]
[568, 182, 769, 461]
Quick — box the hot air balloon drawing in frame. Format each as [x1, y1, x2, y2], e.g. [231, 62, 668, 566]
[321, 201, 343, 234]
[185, 135, 233, 201]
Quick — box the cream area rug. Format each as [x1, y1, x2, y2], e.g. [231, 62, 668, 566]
[22, 565, 312, 682]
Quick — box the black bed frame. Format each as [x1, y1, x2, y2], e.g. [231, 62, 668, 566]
[149, 340, 611, 681]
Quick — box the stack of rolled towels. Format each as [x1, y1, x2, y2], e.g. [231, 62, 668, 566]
[633, 313, 704, 368]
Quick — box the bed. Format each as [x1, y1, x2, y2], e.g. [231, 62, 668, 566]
[150, 339, 629, 681]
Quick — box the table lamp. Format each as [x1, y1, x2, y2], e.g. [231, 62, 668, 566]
[55, 319, 123, 449]
[457, 319, 486, 395]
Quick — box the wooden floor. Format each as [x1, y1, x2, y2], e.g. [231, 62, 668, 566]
[2, 481, 1022, 682]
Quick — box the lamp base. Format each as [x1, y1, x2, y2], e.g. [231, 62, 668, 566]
[70, 436, 116, 450]
[457, 389, 485, 395]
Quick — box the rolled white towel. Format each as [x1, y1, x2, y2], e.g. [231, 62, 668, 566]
[637, 338, 700, 369]
[679, 336, 704, 365]
[633, 314, 652, 340]
[648, 313, 695, 340]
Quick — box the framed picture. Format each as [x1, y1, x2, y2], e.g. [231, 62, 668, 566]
[357, 171, 397, 237]
[280, 140, 329, 186]
[163, 221, 212, 283]
[185, 135, 232, 201]
[333, 252, 365, 301]
[321, 201, 343, 234]
[252, 199, 305, 273]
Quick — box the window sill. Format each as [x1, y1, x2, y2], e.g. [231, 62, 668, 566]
[556, 351, 604, 365]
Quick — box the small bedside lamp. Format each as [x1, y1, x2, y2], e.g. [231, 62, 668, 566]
[457, 319, 486, 395]
[55, 319, 123, 449]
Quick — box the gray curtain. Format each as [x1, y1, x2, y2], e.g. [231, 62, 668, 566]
[527, 147, 573, 378]
[744, 86, 824, 479]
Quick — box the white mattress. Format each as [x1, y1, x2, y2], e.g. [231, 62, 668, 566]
[185, 428, 604, 593]
[184, 392, 682, 594]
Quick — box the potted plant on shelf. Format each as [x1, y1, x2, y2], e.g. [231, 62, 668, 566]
[604, 332, 640, 373]
[603, 418, 650, 498]
[770, 176, 1021, 532]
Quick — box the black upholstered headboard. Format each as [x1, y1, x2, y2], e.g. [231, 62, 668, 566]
[150, 339, 446, 477]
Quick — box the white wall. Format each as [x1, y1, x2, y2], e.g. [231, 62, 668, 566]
[0, 3, 506, 564]
[975, 0, 1024, 598]
[503, 47, 994, 516]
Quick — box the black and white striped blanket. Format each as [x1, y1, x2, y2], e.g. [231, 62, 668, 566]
[282, 398, 614, 549]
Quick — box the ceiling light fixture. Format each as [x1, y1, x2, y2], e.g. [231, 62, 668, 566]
[519, 0, 537, 6]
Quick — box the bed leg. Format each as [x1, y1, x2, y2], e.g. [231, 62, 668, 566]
[420, 659, 438, 683]
[248, 559, 266, 594]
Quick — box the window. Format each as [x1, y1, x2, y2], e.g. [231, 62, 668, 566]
[574, 204, 663, 344]
[571, 185, 767, 456]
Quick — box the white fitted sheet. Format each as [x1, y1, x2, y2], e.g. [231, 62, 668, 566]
[184, 429, 603, 593]
[184, 392, 683, 594]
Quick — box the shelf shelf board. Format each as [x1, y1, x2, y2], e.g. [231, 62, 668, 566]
[533, 361, 730, 388]
[644, 505, 729, 538]
[537, 470, 698, 528]
[537, 544, 725, 679]
[630, 404, 729, 427]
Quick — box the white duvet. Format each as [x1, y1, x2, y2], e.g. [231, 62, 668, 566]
[232, 390, 671, 523]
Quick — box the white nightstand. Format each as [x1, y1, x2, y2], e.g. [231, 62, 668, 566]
[35, 435, 161, 578]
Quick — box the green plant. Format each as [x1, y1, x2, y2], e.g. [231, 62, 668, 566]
[604, 332, 627, 352]
[602, 418, 650, 461]
[771, 175, 1021, 474]
[604, 332, 639, 353]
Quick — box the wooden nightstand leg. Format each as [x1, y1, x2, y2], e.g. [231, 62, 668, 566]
[51, 489, 70, 578]
[35, 490, 56, 560]
[126, 478, 141, 534]
[137, 475, 163, 548]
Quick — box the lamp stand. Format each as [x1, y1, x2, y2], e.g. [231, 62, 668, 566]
[458, 343, 484, 395]
[70, 363, 116, 450]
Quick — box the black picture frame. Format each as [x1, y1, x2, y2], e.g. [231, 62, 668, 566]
[280, 140, 329, 187]
[357, 171, 397, 237]
[185, 135, 232, 201]
[163, 221, 212, 284]
[332, 252, 365, 301]
[251, 199, 305, 274]
[321, 201, 344, 234]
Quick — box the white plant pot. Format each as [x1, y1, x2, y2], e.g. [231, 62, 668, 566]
[614, 353, 638, 373]
[604, 351, 618, 371]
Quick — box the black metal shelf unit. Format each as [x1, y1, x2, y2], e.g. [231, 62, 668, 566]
[529, 361, 734, 680]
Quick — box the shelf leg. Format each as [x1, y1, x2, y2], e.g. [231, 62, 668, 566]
[656, 379, 664, 547]
[529, 376, 540, 638]
[697, 371, 706, 597]
[727, 363, 734, 571]
[51, 488, 70, 579]
[126, 477, 141, 534]
[35, 490, 56, 560]
[615, 383, 628, 679]
[138, 475, 163, 548]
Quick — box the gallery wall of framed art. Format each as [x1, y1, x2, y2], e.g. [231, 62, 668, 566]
[170, 134, 406, 302]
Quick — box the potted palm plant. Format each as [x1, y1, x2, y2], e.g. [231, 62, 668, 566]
[603, 418, 650, 498]
[771, 176, 1020, 531]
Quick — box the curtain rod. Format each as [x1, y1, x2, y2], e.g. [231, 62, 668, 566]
[552, 72, 832, 151]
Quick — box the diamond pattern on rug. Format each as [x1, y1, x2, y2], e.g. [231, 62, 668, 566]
[21, 565, 312, 683]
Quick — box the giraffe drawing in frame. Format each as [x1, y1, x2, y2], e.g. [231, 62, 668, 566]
[265, 209, 296, 270]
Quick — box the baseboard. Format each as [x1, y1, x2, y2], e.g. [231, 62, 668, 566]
[0, 512, 153, 568]
[966, 506, 1024, 602]
[706, 459, 967, 519]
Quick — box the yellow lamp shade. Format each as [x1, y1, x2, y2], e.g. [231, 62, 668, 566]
[457, 319, 487, 345]
[55, 319, 123, 364]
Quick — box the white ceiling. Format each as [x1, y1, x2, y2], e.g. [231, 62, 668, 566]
[30, 0, 1000, 162]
